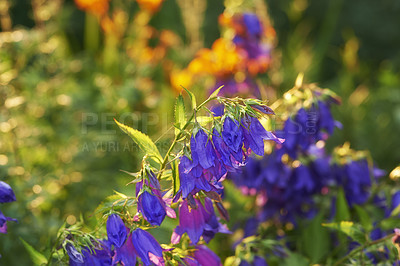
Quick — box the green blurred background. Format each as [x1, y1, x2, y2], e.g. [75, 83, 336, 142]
[1, 0, 399, 264]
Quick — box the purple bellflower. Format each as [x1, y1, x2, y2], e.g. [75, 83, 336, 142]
[0, 181, 16, 203]
[136, 175, 169, 226]
[106, 214, 127, 248]
[241, 115, 284, 156]
[112, 228, 137, 266]
[131, 228, 164, 266]
[191, 129, 216, 170]
[334, 159, 372, 206]
[193, 245, 222, 266]
[173, 198, 229, 245]
[66, 243, 84, 264]
[0, 210, 17, 234]
[178, 155, 213, 199]
[69, 241, 113, 266]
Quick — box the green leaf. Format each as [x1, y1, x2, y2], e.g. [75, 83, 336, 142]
[197, 116, 213, 126]
[208, 85, 223, 100]
[94, 194, 135, 215]
[172, 159, 180, 196]
[301, 212, 330, 263]
[282, 252, 309, 266]
[174, 94, 186, 136]
[182, 86, 196, 109]
[114, 119, 162, 162]
[390, 202, 400, 217]
[354, 205, 373, 231]
[322, 221, 367, 244]
[335, 188, 351, 222]
[20, 238, 48, 265]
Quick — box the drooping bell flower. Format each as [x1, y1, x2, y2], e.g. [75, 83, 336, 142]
[191, 128, 216, 170]
[66, 243, 84, 264]
[178, 155, 213, 199]
[201, 198, 230, 243]
[138, 191, 166, 226]
[69, 241, 113, 266]
[136, 174, 168, 226]
[292, 165, 315, 192]
[0, 210, 17, 234]
[317, 100, 335, 136]
[0, 181, 16, 203]
[131, 228, 164, 266]
[175, 199, 205, 244]
[106, 214, 127, 248]
[241, 115, 283, 156]
[193, 245, 221, 266]
[339, 159, 372, 206]
[222, 117, 244, 162]
[173, 198, 229, 245]
[112, 228, 137, 266]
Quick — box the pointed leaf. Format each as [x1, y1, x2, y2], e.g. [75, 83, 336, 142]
[322, 221, 367, 244]
[335, 188, 351, 222]
[174, 94, 186, 136]
[182, 86, 196, 109]
[114, 119, 162, 162]
[354, 205, 373, 231]
[20, 238, 48, 265]
[208, 85, 224, 100]
[301, 212, 330, 263]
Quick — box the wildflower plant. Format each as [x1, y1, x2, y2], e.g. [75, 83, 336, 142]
[32, 86, 284, 265]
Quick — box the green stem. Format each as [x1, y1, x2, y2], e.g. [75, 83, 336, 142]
[84, 13, 99, 54]
[333, 233, 394, 266]
[46, 232, 63, 266]
[156, 96, 218, 180]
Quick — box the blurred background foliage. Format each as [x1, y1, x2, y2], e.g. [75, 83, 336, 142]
[0, 0, 399, 264]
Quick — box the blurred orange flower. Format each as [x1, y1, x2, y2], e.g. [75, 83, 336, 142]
[170, 69, 193, 92]
[136, 0, 164, 13]
[75, 0, 110, 16]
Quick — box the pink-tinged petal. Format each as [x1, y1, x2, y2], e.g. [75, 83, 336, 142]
[166, 206, 176, 219]
[179, 200, 205, 244]
[0, 223, 7, 234]
[171, 227, 182, 244]
[149, 253, 165, 266]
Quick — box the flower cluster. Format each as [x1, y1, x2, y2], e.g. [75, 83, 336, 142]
[275, 85, 341, 159]
[231, 143, 385, 224]
[0, 181, 17, 235]
[219, 12, 275, 76]
[67, 214, 164, 265]
[62, 94, 282, 264]
[171, 12, 274, 97]
[177, 114, 283, 201]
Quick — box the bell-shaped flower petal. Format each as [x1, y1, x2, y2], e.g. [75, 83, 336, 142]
[191, 129, 216, 169]
[66, 243, 84, 264]
[131, 228, 163, 266]
[106, 214, 127, 248]
[193, 245, 221, 266]
[222, 117, 243, 153]
[113, 229, 137, 266]
[178, 200, 205, 244]
[138, 191, 166, 226]
[0, 210, 17, 234]
[0, 181, 16, 203]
